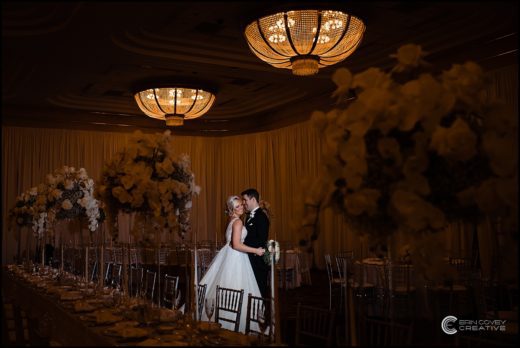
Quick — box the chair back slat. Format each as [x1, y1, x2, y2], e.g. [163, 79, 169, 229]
[215, 286, 244, 332]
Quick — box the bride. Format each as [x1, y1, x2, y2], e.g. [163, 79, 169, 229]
[199, 195, 265, 333]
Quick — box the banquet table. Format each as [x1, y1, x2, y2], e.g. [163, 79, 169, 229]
[356, 258, 387, 288]
[2, 265, 259, 346]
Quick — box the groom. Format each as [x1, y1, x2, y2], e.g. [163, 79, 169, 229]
[242, 188, 270, 298]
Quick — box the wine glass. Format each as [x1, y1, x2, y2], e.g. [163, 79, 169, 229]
[173, 289, 182, 310]
[204, 298, 215, 321]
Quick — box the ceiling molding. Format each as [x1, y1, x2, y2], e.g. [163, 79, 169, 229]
[2, 2, 517, 135]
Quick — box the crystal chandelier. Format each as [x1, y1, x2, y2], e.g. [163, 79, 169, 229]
[134, 87, 216, 126]
[244, 9, 365, 76]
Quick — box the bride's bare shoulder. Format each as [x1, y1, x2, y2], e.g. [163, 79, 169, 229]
[232, 218, 243, 227]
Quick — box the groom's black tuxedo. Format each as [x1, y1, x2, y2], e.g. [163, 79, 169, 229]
[243, 208, 270, 298]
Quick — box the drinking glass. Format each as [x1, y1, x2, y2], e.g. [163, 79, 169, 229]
[204, 298, 215, 321]
[173, 289, 182, 310]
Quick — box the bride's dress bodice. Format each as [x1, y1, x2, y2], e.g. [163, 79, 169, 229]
[225, 217, 247, 244]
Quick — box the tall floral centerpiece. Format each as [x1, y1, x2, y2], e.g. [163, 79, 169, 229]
[97, 130, 200, 242]
[9, 185, 46, 237]
[8, 167, 102, 268]
[299, 44, 517, 280]
[45, 166, 103, 234]
[40, 165, 103, 279]
[8, 185, 49, 263]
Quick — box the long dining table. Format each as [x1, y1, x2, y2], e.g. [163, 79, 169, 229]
[3, 264, 260, 346]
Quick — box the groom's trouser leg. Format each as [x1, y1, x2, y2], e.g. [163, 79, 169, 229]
[249, 255, 269, 298]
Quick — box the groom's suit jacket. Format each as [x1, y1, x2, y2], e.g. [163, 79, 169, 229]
[243, 208, 270, 297]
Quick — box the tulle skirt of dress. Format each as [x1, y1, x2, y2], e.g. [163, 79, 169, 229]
[199, 245, 261, 333]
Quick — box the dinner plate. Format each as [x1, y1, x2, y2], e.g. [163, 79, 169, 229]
[60, 291, 83, 301]
[104, 326, 149, 338]
[74, 301, 97, 313]
[198, 321, 221, 331]
[157, 324, 176, 333]
[95, 311, 123, 325]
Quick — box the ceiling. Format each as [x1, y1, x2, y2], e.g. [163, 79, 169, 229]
[2, 1, 518, 136]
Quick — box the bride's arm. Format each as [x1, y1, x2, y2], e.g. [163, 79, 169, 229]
[231, 219, 265, 256]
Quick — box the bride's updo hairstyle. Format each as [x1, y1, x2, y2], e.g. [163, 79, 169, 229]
[225, 195, 241, 216]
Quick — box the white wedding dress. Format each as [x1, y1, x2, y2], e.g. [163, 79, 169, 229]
[199, 217, 261, 333]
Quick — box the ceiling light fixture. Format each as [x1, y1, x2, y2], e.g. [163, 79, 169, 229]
[134, 85, 216, 126]
[244, 9, 365, 76]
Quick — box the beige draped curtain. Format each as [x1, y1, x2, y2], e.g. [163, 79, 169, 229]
[2, 64, 517, 273]
[1, 123, 329, 264]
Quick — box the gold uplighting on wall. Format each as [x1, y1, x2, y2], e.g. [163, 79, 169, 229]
[244, 9, 365, 76]
[134, 87, 216, 126]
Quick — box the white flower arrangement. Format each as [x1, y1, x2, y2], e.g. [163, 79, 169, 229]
[301, 43, 517, 243]
[32, 211, 48, 238]
[98, 130, 200, 240]
[263, 240, 280, 265]
[10, 184, 50, 238]
[10, 167, 103, 238]
[45, 166, 102, 232]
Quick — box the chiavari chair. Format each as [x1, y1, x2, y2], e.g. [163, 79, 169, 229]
[143, 269, 157, 303]
[359, 317, 413, 346]
[103, 247, 113, 286]
[197, 283, 207, 320]
[386, 262, 415, 319]
[129, 266, 144, 297]
[295, 302, 336, 346]
[162, 274, 180, 309]
[245, 294, 273, 341]
[297, 250, 312, 285]
[215, 286, 244, 332]
[325, 254, 345, 309]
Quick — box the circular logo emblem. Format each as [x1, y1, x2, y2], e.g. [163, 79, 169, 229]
[441, 315, 458, 335]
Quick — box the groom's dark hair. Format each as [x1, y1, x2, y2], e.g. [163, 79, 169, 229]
[241, 188, 259, 202]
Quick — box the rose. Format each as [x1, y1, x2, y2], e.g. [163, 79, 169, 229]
[390, 43, 427, 72]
